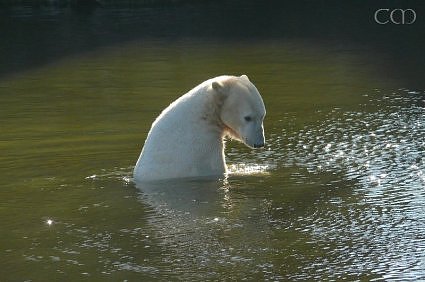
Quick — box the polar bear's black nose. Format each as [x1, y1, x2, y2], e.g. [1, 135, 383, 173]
[254, 143, 265, 148]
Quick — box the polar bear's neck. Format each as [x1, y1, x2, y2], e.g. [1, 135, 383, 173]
[177, 85, 226, 141]
[138, 85, 227, 179]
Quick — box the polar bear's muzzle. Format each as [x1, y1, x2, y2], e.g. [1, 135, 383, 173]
[244, 127, 265, 149]
[252, 136, 265, 149]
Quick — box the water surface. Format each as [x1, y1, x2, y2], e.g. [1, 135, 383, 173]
[1, 3, 425, 281]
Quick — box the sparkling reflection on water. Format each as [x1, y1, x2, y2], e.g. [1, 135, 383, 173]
[277, 89, 425, 280]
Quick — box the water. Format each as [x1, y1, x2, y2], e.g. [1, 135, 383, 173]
[1, 2, 425, 281]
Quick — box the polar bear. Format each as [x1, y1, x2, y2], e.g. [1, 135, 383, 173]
[133, 75, 266, 182]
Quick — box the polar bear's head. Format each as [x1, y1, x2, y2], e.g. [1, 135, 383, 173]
[212, 75, 266, 149]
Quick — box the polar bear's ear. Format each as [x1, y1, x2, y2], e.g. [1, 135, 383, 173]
[212, 81, 224, 92]
[211, 80, 228, 104]
[240, 74, 250, 81]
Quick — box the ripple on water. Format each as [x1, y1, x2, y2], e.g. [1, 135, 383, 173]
[269, 89, 425, 280]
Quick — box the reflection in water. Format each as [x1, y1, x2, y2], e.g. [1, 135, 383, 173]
[135, 177, 295, 281]
[136, 179, 227, 216]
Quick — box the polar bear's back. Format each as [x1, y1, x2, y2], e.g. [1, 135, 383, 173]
[133, 81, 225, 181]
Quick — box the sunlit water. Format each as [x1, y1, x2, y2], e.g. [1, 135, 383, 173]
[1, 5, 425, 281]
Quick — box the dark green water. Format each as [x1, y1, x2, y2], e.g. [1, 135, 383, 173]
[1, 2, 425, 281]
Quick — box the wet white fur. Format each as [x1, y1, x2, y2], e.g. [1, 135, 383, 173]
[133, 75, 266, 182]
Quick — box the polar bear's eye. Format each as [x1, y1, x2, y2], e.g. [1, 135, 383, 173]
[244, 116, 252, 122]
